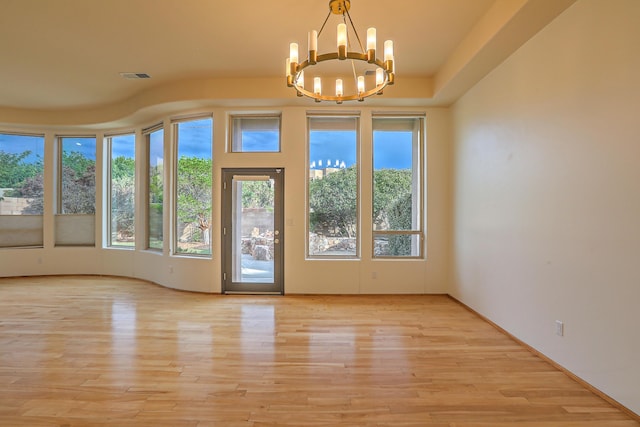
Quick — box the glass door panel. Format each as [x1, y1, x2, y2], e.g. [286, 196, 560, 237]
[222, 169, 283, 294]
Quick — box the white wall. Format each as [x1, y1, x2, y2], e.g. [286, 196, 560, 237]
[0, 106, 450, 295]
[451, 0, 640, 415]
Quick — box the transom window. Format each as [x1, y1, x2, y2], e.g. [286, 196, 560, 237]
[229, 115, 280, 152]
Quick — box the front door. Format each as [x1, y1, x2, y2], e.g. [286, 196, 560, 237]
[221, 168, 284, 294]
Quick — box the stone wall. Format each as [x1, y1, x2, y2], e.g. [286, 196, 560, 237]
[309, 233, 356, 254]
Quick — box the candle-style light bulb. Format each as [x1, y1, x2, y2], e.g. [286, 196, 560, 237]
[298, 70, 305, 88]
[314, 77, 322, 96]
[309, 30, 317, 51]
[337, 24, 347, 48]
[376, 67, 384, 86]
[384, 40, 394, 62]
[336, 79, 343, 97]
[366, 28, 376, 62]
[357, 76, 365, 94]
[289, 42, 299, 76]
[367, 28, 376, 50]
[337, 23, 347, 59]
[384, 40, 394, 73]
[290, 42, 299, 64]
[286, 58, 293, 87]
[308, 30, 318, 64]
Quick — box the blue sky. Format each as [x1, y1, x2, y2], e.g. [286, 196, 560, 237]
[1, 120, 410, 169]
[310, 130, 412, 170]
[373, 131, 413, 170]
[111, 134, 135, 159]
[148, 130, 164, 166]
[239, 131, 279, 152]
[0, 133, 46, 162]
[62, 137, 97, 160]
[0, 134, 98, 162]
[310, 130, 356, 168]
[177, 118, 213, 159]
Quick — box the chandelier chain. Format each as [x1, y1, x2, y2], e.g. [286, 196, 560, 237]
[317, 10, 333, 38]
[344, 7, 365, 53]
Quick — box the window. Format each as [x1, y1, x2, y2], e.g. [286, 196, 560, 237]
[0, 132, 45, 247]
[145, 126, 164, 251]
[307, 115, 359, 257]
[174, 117, 213, 256]
[372, 116, 424, 257]
[56, 136, 96, 246]
[107, 133, 136, 248]
[229, 115, 280, 152]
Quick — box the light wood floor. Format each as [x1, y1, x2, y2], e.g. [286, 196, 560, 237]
[0, 276, 637, 427]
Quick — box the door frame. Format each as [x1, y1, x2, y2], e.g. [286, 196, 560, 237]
[221, 168, 284, 294]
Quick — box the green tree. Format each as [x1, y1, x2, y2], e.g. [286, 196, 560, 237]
[62, 151, 93, 178]
[149, 164, 163, 204]
[373, 168, 412, 229]
[111, 176, 135, 241]
[61, 164, 96, 214]
[387, 192, 413, 255]
[177, 157, 212, 245]
[309, 166, 357, 237]
[16, 172, 44, 214]
[110, 156, 135, 242]
[0, 150, 44, 213]
[111, 156, 135, 180]
[0, 150, 42, 190]
[308, 167, 414, 241]
[241, 180, 274, 209]
[60, 151, 96, 214]
[2, 150, 95, 215]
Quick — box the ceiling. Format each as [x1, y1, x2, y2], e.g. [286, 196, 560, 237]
[0, 0, 575, 128]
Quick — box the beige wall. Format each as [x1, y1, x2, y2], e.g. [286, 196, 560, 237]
[0, 106, 450, 295]
[451, 0, 640, 414]
[3, 0, 638, 415]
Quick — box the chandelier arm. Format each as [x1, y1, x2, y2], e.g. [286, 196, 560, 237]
[297, 52, 389, 68]
[294, 79, 389, 102]
[350, 59, 358, 87]
[317, 9, 333, 38]
[344, 7, 365, 53]
[293, 52, 391, 102]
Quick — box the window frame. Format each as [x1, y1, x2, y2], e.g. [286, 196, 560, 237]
[228, 113, 281, 153]
[371, 114, 425, 259]
[55, 135, 97, 247]
[143, 124, 164, 252]
[105, 132, 136, 249]
[0, 131, 45, 248]
[172, 115, 213, 257]
[306, 113, 361, 259]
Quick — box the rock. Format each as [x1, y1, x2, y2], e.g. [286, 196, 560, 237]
[252, 244, 271, 261]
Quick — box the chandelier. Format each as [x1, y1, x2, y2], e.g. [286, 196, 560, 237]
[286, 0, 395, 103]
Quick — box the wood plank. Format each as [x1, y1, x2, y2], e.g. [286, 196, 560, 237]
[0, 275, 637, 426]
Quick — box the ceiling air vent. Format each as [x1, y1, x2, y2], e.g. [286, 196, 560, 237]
[119, 72, 151, 79]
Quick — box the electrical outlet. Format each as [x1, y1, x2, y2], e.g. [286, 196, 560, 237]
[168, 265, 174, 274]
[371, 271, 377, 279]
[555, 320, 564, 337]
